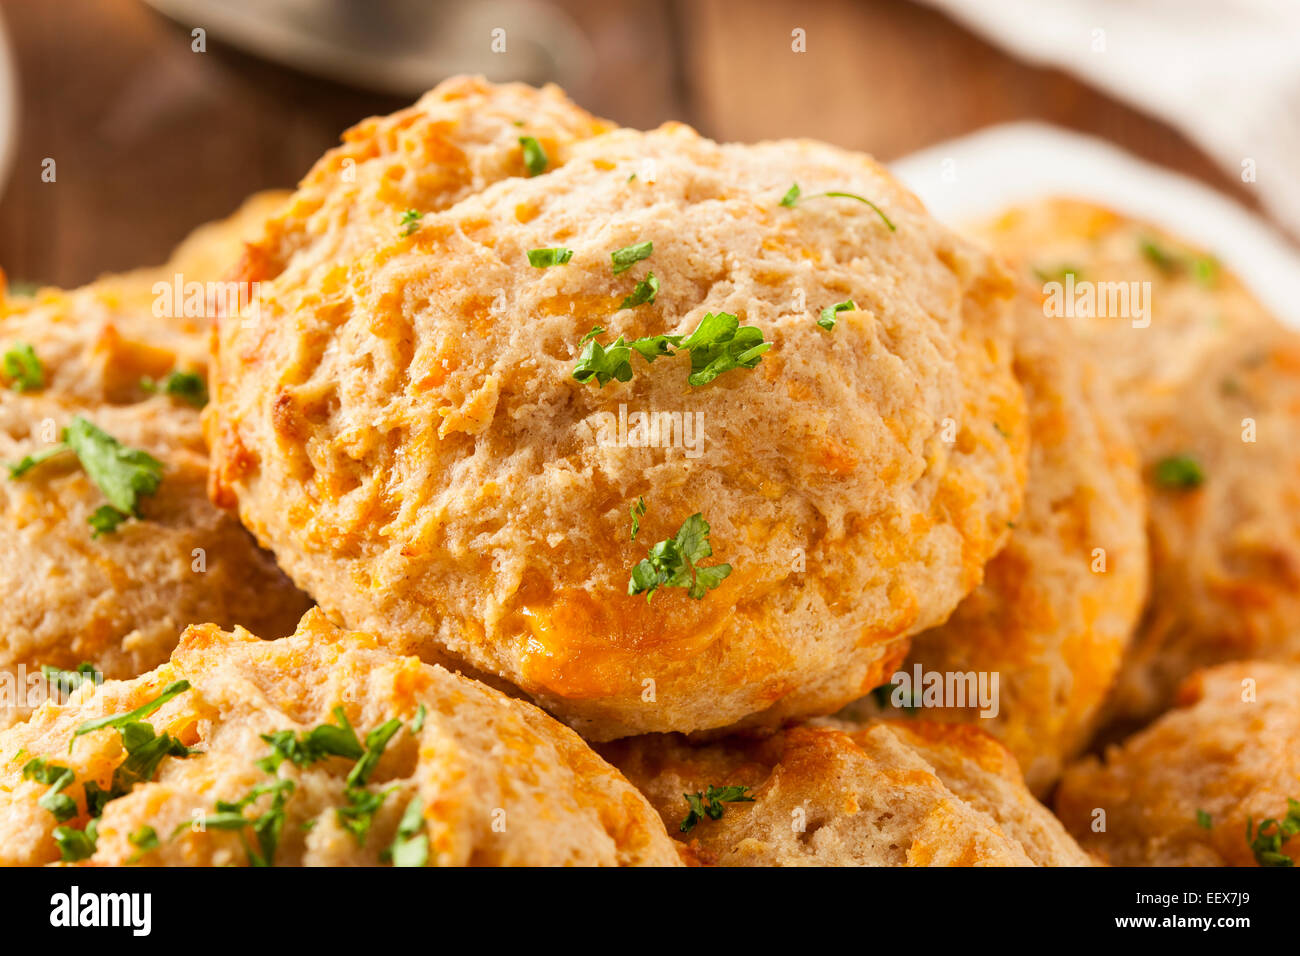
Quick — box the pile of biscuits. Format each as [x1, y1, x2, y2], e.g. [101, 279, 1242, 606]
[1, 78, 1296, 867]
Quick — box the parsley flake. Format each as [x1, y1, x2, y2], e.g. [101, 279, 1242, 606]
[778, 183, 895, 230]
[818, 299, 856, 331]
[620, 272, 659, 309]
[72, 680, 191, 747]
[677, 311, 771, 386]
[572, 312, 769, 388]
[258, 706, 363, 773]
[1246, 799, 1300, 866]
[611, 240, 653, 274]
[41, 662, 102, 695]
[527, 247, 574, 268]
[383, 797, 429, 867]
[1153, 454, 1205, 490]
[680, 785, 755, 833]
[630, 496, 646, 540]
[53, 821, 98, 862]
[2, 343, 43, 392]
[628, 512, 732, 602]
[519, 136, 548, 176]
[141, 370, 207, 408]
[10, 416, 168, 535]
[399, 209, 423, 237]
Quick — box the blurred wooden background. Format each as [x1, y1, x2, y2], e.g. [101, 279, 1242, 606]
[0, 0, 1262, 288]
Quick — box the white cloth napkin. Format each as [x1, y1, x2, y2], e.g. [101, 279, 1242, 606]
[914, 0, 1300, 235]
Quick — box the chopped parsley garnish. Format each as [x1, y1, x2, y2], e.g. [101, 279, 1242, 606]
[1197, 809, 1213, 830]
[611, 240, 653, 274]
[7, 416, 164, 536]
[88, 505, 128, 538]
[630, 496, 646, 540]
[41, 662, 101, 695]
[2, 343, 43, 392]
[1139, 237, 1180, 274]
[572, 313, 770, 388]
[171, 707, 415, 865]
[1139, 238, 1219, 287]
[107, 720, 196, 797]
[1246, 799, 1300, 866]
[6, 444, 70, 478]
[199, 778, 297, 868]
[778, 182, 896, 231]
[1032, 265, 1081, 283]
[141, 370, 208, 408]
[338, 785, 397, 846]
[619, 272, 659, 309]
[64, 416, 163, 531]
[1192, 257, 1220, 287]
[818, 299, 856, 331]
[53, 821, 98, 862]
[571, 327, 677, 387]
[526, 247, 574, 268]
[346, 719, 402, 788]
[258, 706, 363, 773]
[519, 136, 548, 176]
[383, 797, 429, 867]
[128, 825, 159, 852]
[25, 684, 194, 862]
[676, 311, 771, 386]
[399, 209, 424, 237]
[127, 824, 159, 862]
[71, 680, 191, 747]
[1153, 454, 1205, 490]
[628, 512, 732, 602]
[172, 778, 298, 868]
[410, 703, 427, 735]
[24, 758, 77, 822]
[680, 785, 755, 833]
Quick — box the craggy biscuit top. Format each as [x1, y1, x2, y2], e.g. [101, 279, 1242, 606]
[0, 193, 311, 727]
[0, 609, 682, 867]
[1057, 661, 1300, 866]
[234, 77, 615, 288]
[972, 197, 1276, 405]
[209, 77, 1028, 739]
[602, 718, 1093, 866]
[849, 286, 1148, 795]
[973, 198, 1300, 722]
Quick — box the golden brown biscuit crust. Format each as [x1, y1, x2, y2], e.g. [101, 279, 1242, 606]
[973, 198, 1300, 722]
[0, 609, 682, 867]
[845, 284, 1148, 795]
[1056, 661, 1300, 866]
[0, 194, 310, 727]
[209, 78, 1029, 739]
[602, 718, 1093, 866]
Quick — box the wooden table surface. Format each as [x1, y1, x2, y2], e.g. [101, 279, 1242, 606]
[0, 0, 1261, 288]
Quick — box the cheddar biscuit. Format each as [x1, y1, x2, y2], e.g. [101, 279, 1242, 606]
[974, 198, 1300, 722]
[0, 609, 681, 866]
[0, 194, 310, 727]
[602, 719, 1093, 866]
[208, 78, 1028, 739]
[1056, 661, 1300, 866]
[845, 285, 1148, 795]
